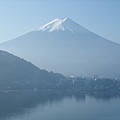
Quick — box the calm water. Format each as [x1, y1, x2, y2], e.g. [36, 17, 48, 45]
[0, 91, 120, 120]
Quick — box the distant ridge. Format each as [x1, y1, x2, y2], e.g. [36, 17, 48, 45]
[0, 18, 120, 78]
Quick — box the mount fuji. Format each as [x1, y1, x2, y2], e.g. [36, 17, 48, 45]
[0, 18, 120, 78]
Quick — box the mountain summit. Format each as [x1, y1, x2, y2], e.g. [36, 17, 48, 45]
[37, 18, 90, 34]
[1, 18, 120, 78]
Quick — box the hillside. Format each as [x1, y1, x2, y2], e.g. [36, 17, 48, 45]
[0, 50, 64, 90]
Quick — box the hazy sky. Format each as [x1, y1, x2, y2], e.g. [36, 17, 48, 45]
[0, 0, 120, 44]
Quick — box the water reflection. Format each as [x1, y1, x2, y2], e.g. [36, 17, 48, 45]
[0, 90, 120, 120]
[88, 91, 120, 100]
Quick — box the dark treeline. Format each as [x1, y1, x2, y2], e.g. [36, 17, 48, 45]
[0, 50, 64, 90]
[0, 50, 120, 91]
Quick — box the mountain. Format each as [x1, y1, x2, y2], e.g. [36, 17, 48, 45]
[0, 50, 64, 90]
[0, 18, 120, 78]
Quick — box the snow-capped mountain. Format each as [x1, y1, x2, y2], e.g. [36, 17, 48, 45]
[37, 18, 91, 33]
[0, 18, 120, 78]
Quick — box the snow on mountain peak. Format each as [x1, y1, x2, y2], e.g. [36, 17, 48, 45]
[37, 18, 69, 32]
[36, 18, 89, 33]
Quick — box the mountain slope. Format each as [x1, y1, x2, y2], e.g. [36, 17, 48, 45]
[37, 18, 91, 33]
[0, 50, 64, 90]
[0, 18, 120, 78]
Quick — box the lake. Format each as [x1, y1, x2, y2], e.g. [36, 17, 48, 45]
[0, 90, 120, 120]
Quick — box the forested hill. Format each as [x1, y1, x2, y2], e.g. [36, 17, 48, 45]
[0, 50, 64, 90]
[0, 50, 119, 91]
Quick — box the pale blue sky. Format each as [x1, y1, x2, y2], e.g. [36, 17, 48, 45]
[0, 0, 120, 43]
